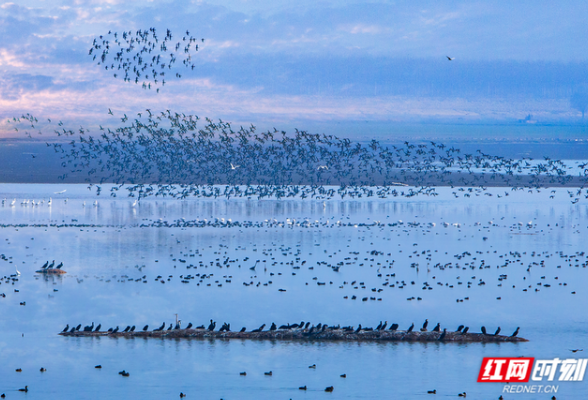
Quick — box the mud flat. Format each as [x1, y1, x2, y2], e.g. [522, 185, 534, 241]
[60, 329, 527, 343]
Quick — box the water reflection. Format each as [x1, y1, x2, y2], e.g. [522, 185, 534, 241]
[0, 184, 587, 398]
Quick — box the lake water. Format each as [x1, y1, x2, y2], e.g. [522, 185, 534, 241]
[1, 183, 587, 399]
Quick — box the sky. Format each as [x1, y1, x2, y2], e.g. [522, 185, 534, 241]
[1, 0, 588, 138]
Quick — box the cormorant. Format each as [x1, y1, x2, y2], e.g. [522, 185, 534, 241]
[511, 327, 520, 337]
[239, 327, 246, 332]
[143, 325, 149, 331]
[354, 324, 362, 333]
[167, 323, 173, 330]
[389, 323, 399, 331]
[325, 386, 334, 392]
[299, 386, 307, 390]
[174, 321, 181, 330]
[461, 327, 469, 334]
[83, 322, 94, 332]
[18, 386, 28, 393]
[270, 322, 277, 331]
[75, 324, 81, 331]
[56, 262, 63, 269]
[407, 323, 414, 333]
[432, 323, 440, 332]
[154, 322, 165, 331]
[438, 328, 447, 341]
[62, 324, 69, 333]
[112, 326, 119, 333]
[130, 325, 135, 332]
[380, 321, 387, 330]
[304, 322, 310, 330]
[456, 325, 464, 332]
[481, 326, 487, 335]
[494, 327, 501, 336]
[252, 324, 265, 333]
[123, 326, 131, 333]
[94, 324, 101, 332]
[207, 320, 216, 331]
[185, 322, 193, 329]
[421, 319, 428, 331]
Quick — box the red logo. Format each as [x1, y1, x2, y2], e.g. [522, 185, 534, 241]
[478, 357, 534, 382]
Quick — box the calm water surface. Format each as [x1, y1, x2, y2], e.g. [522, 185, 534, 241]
[1, 184, 587, 399]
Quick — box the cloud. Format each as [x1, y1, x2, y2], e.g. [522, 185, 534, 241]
[1, 0, 588, 139]
[0, 73, 55, 100]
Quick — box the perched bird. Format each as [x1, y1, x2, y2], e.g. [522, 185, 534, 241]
[421, 319, 429, 331]
[438, 328, 447, 341]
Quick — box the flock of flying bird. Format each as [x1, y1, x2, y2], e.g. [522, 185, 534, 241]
[89, 28, 204, 91]
[9, 111, 588, 203]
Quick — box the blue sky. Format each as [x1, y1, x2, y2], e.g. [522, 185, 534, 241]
[1, 0, 588, 137]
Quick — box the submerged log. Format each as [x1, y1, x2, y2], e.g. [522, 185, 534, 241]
[36, 269, 66, 274]
[59, 328, 527, 343]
